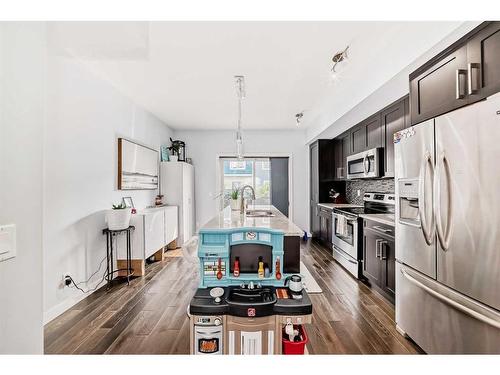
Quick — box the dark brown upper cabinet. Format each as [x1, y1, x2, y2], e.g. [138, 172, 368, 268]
[467, 22, 500, 101]
[351, 114, 381, 155]
[333, 131, 350, 180]
[410, 22, 500, 125]
[350, 124, 365, 154]
[410, 45, 468, 125]
[381, 96, 408, 177]
[365, 115, 382, 149]
[317, 139, 335, 182]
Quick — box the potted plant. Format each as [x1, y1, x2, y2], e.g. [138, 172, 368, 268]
[230, 189, 240, 211]
[167, 139, 180, 162]
[105, 202, 132, 230]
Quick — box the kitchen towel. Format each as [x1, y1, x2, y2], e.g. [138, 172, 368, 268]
[336, 214, 349, 237]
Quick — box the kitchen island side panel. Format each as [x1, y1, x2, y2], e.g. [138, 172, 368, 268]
[283, 236, 300, 274]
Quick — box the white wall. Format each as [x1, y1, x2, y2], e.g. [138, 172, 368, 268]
[173, 130, 309, 233]
[43, 50, 174, 323]
[0, 22, 45, 354]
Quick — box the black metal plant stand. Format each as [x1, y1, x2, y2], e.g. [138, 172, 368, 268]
[102, 226, 135, 287]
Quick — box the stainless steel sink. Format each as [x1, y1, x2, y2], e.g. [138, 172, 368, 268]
[245, 209, 275, 217]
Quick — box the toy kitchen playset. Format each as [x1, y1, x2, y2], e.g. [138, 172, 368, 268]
[188, 206, 313, 355]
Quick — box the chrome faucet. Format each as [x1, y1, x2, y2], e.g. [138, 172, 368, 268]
[239, 185, 256, 214]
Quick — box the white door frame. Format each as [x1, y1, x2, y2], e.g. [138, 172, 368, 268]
[215, 152, 294, 220]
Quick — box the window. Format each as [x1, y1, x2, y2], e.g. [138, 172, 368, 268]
[220, 158, 271, 209]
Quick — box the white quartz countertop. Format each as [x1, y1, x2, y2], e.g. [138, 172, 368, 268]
[200, 205, 304, 236]
[317, 203, 362, 210]
[359, 213, 395, 227]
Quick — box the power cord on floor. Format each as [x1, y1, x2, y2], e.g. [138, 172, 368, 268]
[66, 255, 108, 294]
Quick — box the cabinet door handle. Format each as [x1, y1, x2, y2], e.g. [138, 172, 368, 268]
[372, 225, 392, 234]
[380, 240, 388, 260]
[468, 62, 480, 95]
[375, 239, 382, 258]
[455, 69, 467, 99]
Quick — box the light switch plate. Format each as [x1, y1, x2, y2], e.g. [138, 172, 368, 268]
[0, 224, 16, 262]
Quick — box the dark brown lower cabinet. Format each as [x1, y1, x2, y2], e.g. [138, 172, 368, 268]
[317, 206, 332, 248]
[362, 220, 395, 303]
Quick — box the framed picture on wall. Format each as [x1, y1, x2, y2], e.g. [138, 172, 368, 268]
[118, 138, 159, 190]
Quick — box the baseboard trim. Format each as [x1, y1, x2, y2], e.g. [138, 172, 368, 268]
[43, 278, 103, 325]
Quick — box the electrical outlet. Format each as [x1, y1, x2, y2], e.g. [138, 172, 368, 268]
[357, 190, 361, 197]
[62, 273, 72, 288]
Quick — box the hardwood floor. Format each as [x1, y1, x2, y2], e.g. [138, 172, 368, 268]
[44, 240, 422, 354]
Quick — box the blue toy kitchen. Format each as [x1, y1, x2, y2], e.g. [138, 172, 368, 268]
[188, 206, 313, 355]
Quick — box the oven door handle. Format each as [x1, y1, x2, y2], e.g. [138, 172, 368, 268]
[334, 213, 357, 222]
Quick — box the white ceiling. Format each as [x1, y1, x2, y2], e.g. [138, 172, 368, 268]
[48, 21, 463, 133]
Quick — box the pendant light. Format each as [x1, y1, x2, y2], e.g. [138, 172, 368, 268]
[234, 75, 245, 160]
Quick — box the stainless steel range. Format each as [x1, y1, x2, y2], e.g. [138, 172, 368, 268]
[332, 192, 395, 278]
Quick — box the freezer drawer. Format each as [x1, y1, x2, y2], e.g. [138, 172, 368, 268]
[396, 262, 500, 354]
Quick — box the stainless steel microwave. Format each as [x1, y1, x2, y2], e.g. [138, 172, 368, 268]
[346, 147, 383, 179]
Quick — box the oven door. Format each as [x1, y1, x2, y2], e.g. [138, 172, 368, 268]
[194, 326, 223, 355]
[347, 148, 381, 179]
[332, 212, 358, 260]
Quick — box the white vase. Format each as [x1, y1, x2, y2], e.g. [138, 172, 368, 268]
[105, 208, 132, 230]
[170, 155, 179, 162]
[230, 198, 240, 211]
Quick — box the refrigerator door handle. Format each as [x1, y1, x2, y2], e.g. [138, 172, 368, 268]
[418, 151, 434, 245]
[434, 152, 453, 250]
[400, 267, 500, 330]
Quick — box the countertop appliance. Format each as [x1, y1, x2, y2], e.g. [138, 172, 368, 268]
[193, 315, 223, 355]
[394, 92, 500, 354]
[284, 274, 303, 296]
[346, 147, 383, 179]
[332, 192, 395, 279]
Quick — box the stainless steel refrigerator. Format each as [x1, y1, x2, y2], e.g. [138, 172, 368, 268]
[394, 92, 500, 354]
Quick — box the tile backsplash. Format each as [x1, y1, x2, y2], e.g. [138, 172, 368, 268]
[346, 179, 395, 205]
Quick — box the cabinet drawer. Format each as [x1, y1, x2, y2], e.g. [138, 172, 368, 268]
[363, 220, 394, 238]
[318, 206, 332, 216]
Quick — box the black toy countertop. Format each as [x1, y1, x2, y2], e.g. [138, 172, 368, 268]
[189, 286, 313, 317]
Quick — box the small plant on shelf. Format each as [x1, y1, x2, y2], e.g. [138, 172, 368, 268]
[112, 203, 126, 209]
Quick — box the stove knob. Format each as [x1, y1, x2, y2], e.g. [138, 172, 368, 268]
[214, 318, 222, 326]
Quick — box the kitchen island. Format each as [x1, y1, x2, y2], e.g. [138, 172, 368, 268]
[189, 205, 312, 355]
